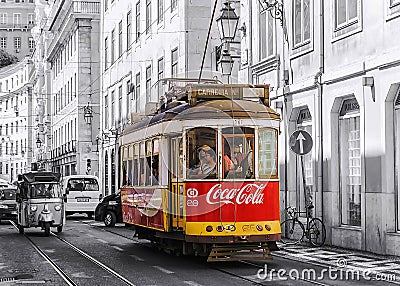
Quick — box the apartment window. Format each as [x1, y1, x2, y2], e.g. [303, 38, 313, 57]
[157, 57, 164, 97]
[126, 80, 132, 118]
[104, 37, 109, 69]
[104, 94, 109, 128]
[339, 98, 361, 226]
[394, 92, 400, 229]
[136, 1, 141, 40]
[157, 0, 163, 23]
[13, 13, 21, 26]
[146, 0, 151, 34]
[28, 37, 34, 50]
[14, 37, 21, 49]
[146, 65, 152, 103]
[0, 13, 7, 25]
[293, 0, 310, 46]
[0, 37, 6, 49]
[296, 108, 313, 214]
[111, 90, 115, 127]
[334, 0, 359, 29]
[171, 0, 177, 11]
[171, 48, 178, 78]
[127, 10, 132, 49]
[111, 29, 115, 63]
[259, 8, 274, 60]
[118, 85, 123, 122]
[118, 20, 123, 58]
[104, 0, 108, 11]
[28, 13, 34, 25]
[135, 72, 140, 112]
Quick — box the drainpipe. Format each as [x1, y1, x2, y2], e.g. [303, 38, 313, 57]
[248, 0, 253, 83]
[316, 0, 325, 223]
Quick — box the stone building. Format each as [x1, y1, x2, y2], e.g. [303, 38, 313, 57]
[0, 0, 35, 60]
[43, 0, 101, 177]
[238, 0, 400, 255]
[99, 0, 229, 195]
[0, 58, 34, 182]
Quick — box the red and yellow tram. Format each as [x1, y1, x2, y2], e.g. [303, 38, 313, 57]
[119, 79, 281, 261]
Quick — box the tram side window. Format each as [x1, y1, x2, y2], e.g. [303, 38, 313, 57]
[140, 142, 146, 186]
[187, 127, 217, 179]
[171, 137, 183, 180]
[259, 129, 278, 178]
[222, 127, 254, 179]
[151, 139, 159, 185]
[133, 144, 139, 185]
[127, 145, 133, 185]
[146, 140, 152, 185]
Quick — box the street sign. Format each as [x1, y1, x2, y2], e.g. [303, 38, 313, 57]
[289, 130, 313, 155]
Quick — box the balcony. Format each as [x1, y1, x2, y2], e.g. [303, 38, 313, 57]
[70, 1, 100, 14]
[51, 140, 77, 159]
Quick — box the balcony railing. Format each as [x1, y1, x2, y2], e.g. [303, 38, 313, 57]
[72, 1, 100, 14]
[51, 140, 77, 159]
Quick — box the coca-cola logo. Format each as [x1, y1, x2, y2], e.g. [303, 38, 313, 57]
[205, 183, 265, 205]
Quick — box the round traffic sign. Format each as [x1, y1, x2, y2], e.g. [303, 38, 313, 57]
[289, 130, 313, 155]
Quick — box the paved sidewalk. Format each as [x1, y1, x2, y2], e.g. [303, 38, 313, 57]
[276, 243, 400, 284]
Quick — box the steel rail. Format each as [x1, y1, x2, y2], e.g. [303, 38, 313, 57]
[10, 220, 136, 286]
[10, 221, 77, 286]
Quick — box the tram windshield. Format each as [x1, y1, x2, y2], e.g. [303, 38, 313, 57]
[29, 183, 62, 198]
[222, 127, 254, 179]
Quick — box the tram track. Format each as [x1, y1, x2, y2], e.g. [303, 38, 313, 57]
[89, 222, 335, 286]
[10, 220, 137, 286]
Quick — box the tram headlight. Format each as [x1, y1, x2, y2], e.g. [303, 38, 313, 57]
[30, 205, 38, 212]
[216, 225, 224, 232]
[54, 205, 62, 211]
[256, 225, 263, 231]
[206, 225, 213, 232]
[265, 224, 271, 231]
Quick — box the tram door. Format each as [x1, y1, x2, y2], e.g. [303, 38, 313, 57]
[170, 137, 184, 230]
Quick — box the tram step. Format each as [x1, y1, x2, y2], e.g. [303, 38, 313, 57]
[207, 245, 272, 262]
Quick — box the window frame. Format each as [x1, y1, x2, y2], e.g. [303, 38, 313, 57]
[171, 48, 178, 78]
[258, 7, 275, 61]
[331, 0, 362, 42]
[292, 0, 311, 48]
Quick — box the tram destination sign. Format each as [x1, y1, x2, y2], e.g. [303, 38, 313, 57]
[289, 130, 313, 155]
[188, 84, 269, 106]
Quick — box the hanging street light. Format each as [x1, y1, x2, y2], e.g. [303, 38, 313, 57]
[219, 50, 234, 76]
[216, 1, 239, 42]
[36, 138, 42, 148]
[84, 102, 93, 124]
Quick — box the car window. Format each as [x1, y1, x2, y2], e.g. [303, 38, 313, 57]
[67, 178, 99, 191]
[0, 189, 16, 200]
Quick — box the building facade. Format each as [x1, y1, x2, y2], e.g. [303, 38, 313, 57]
[99, 0, 229, 195]
[44, 0, 101, 177]
[0, 0, 35, 60]
[0, 58, 34, 183]
[238, 0, 400, 255]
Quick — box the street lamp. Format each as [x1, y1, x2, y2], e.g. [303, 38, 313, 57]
[216, 1, 239, 42]
[84, 102, 93, 124]
[216, 1, 239, 78]
[258, 0, 284, 27]
[36, 138, 42, 148]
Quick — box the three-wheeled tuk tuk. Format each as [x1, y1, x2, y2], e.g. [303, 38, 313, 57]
[16, 171, 65, 236]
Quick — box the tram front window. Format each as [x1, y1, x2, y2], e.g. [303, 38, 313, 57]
[187, 127, 217, 179]
[222, 127, 254, 179]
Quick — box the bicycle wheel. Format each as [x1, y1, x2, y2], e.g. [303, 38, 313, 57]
[280, 219, 305, 245]
[308, 218, 326, 247]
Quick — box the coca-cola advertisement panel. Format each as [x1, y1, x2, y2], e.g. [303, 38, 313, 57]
[185, 181, 279, 223]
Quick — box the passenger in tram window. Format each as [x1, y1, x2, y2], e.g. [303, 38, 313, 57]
[223, 142, 235, 177]
[233, 145, 245, 166]
[150, 161, 159, 185]
[198, 147, 216, 177]
[188, 145, 208, 178]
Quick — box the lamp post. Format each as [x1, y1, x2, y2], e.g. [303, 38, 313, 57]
[36, 138, 42, 148]
[216, 1, 239, 80]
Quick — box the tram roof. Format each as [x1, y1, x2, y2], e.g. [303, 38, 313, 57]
[122, 99, 280, 135]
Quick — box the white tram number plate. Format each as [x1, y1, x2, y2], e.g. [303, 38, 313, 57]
[77, 198, 90, 202]
[233, 119, 242, 125]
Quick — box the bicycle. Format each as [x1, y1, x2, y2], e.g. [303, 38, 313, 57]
[280, 206, 326, 247]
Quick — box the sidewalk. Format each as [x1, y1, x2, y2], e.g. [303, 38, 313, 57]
[276, 242, 400, 283]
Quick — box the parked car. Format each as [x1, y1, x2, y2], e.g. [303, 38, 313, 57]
[95, 193, 122, 226]
[61, 175, 102, 218]
[0, 187, 17, 222]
